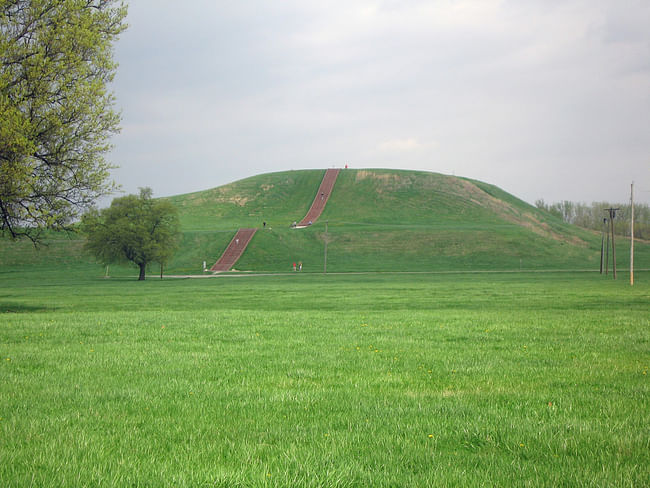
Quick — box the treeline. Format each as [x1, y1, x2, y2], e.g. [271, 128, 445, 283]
[535, 200, 650, 239]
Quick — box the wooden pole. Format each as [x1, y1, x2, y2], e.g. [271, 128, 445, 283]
[323, 220, 328, 274]
[604, 208, 619, 279]
[630, 182, 634, 286]
[600, 219, 605, 274]
[605, 218, 610, 275]
[610, 209, 617, 280]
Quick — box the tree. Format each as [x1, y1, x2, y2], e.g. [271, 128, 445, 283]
[0, 0, 128, 242]
[535, 198, 650, 239]
[82, 188, 181, 280]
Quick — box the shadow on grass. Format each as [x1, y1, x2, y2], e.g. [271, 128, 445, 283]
[0, 302, 57, 313]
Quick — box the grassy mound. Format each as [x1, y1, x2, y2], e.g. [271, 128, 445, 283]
[167, 169, 646, 274]
[2, 169, 647, 276]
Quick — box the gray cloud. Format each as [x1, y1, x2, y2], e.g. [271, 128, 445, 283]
[109, 0, 650, 204]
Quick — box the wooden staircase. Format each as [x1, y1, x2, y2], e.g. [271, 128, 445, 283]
[297, 168, 340, 227]
[209, 168, 341, 272]
[210, 228, 257, 272]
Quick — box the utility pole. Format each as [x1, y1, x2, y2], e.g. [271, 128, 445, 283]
[604, 218, 610, 275]
[605, 208, 619, 279]
[323, 220, 328, 274]
[630, 182, 634, 286]
[600, 218, 606, 274]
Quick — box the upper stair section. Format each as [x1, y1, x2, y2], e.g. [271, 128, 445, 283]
[297, 168, 340, 227]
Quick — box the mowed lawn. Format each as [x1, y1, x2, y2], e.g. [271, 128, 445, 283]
[1, 271, 648, 487]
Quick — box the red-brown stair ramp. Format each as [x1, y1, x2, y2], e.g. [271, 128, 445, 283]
[297, 168, 340, 227]
[210, 228, 257, 272]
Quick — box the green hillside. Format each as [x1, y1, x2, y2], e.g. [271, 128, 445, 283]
[165, 169, 647, 274]
[168, 170, 326, 231]
[2, 168, 648, 276]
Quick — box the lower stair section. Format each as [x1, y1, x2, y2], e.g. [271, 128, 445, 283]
[210, 228, 257, 272]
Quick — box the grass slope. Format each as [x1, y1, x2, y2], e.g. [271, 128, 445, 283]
[168, 170, 326, 231]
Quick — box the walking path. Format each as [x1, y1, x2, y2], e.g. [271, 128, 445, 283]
[167, 268, 626, 279]
[297, 168, 340, 227]
[210, 228, 257, 272]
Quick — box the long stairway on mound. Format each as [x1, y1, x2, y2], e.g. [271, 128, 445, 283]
[297, 168, 340, 227]
[210, 228, 257, 272]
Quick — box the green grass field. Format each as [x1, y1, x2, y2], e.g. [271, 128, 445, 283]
[1, 169, 649, 485]
[1, 269, 648, 486]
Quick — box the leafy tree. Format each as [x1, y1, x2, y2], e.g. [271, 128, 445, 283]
[536, 198, 650, 239]
[82, 189, 181, 280]
[0, 0, 128, 242]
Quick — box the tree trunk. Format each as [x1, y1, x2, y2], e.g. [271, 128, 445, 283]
[138, 263, 146, 281]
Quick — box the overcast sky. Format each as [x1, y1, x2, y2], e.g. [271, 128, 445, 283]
[110, 0, 650, 205]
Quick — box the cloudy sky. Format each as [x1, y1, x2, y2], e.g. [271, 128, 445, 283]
[110, 0, 650, 205]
